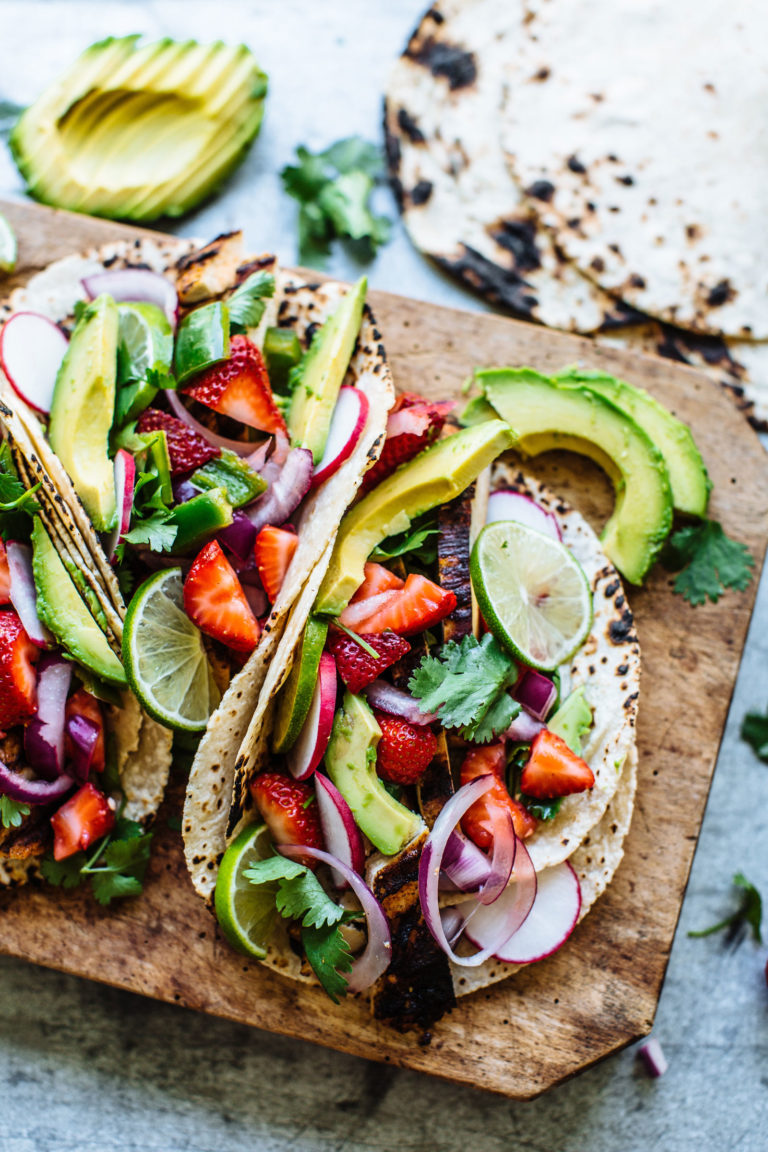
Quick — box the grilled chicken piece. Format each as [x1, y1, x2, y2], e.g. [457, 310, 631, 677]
[438, 484, 476, 644]
[175, 232, 246, 305]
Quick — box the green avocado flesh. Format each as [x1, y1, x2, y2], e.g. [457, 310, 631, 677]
[287, 277, 367, 464]
[316, 420, 515, 616]
[476, 369, 673, 585]
[554, 368, 711, 518]
[10, 36, 268, 222]
[31, 519, 126, 685]
[49, 294, 118, 532]
[325, 691, 423, 856]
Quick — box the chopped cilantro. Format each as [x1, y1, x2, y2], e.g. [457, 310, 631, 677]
[688, 873, 763, 946]
[41, 851, 86, 889]
[0, 795, 30, 829]
[740, 708, 768, 761]
[521, 795, 562, 821]
[227, 270, 276, 333]
[370, 510, 439, 569]
[408, 633, 521, 743]
[40, 816, 153, 905]
[0, 442, 40, 540]
[302, 920, 354, 1004]
[662, 519, 753, 606]
[121, 516, 177, 553]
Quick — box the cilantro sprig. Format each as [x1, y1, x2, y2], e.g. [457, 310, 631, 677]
[408, 633, 521, 743]
[0, 441, 40, 540]
[227, 270, 275, 333]
[688, 873, 763, 947]
[741, 708, 768, 762]
[0, 795, 30, 829]
[662, 519, 753, 606]
[370, 510, 440, 569]
[40, 815, 153, 906]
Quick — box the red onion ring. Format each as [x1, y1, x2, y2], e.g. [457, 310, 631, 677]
[165, 389, 269, 458]
[65, 713, 101, 781]
[514, 668, 557, 722]
[439, 829, 492, 893]
[0, 760, 76, 805]
[23, 655, 72, 779]
[504, 712, 545, 743]
[361, 680, 437, 726]
[279, 844, 391, 993]
[6, 541, 53, 648]
[82, 268, 178, 327]
[243, 447, 313, 534]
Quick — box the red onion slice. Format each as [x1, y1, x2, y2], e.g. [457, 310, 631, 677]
[66, 713, 102, 782]
[6, 541, 53, 648]
[314, 773, 365, 888]
[637, 1038, 668, 1078]
[504, 711, 545, 743]
[279, 844, 391, 993]
[23, 655, 72, 780]
[0, 760, 76, 805]
[361, 680, 437, 726]
[165, 389, 268, 458]
[458, 837, 538, 955]
[243, 447, 313, 534]
[83, 268, 178, 327]
[514, 668, 557, 722]
[217, 510, 257, 562]
[439, 829, 492, 893]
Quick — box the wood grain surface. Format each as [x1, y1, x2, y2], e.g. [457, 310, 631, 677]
[1, 198, 766, 1099]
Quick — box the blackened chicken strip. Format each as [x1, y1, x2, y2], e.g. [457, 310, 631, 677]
[438, 484, 476, 645]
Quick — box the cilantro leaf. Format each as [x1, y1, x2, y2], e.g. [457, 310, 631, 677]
[0, 795, 30, 829]
[741, 708, 768, 761]
[662, 520, 754, 606]
[408, 633, 521, 743]
[40, 852, 87, 889]
[121, 515, 177, 553]
[688, 872, 763, 946]
[301, 921, 354, 1004]
[91, 870, 144, 905]
[83, 825, 153, 906]
[227, 270, 276, 333]
[371, 511, 440, 567]
[0, 442, 40, 540]
[521, 795, 562, 821]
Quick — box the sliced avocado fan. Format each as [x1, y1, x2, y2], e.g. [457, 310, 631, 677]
[10, 36, 268, 222]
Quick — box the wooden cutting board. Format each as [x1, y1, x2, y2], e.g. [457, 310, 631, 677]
[1, 198, 766, 1099]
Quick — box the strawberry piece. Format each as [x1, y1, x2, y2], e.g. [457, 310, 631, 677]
[519, 729, 595, 799]
[254, 525, 298, 604]
[0, 610, 38, 729]
[460, 743, 537, 846]
[183, 335, 287, 436]
[374, 711, 437, 785]
[362, 396, 453, 491]
[251, 772, 324, 866]
[65, 689, 106, 773]
[327, 629, 410, 694]
[0, 541, 11, 605]
[349, 561, 404, 604]
[349, 573, 456, 636]
[136, 408, 220, 476]
[51, 782, 115, 861]
[183, 540, 261, 653]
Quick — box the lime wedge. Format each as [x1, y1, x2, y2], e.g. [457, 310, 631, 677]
[470, 521, 592, 671]
[214, 823, 277, 958]
[117, 301, 173, 381]
[122, 568, 221, 731]
[0, 213, 17, 273]
[272, 614, 329, 752]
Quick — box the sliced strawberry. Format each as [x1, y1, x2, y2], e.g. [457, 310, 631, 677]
[183, 540, 261, 653]
[0, 609, 38, 729]
[374, 711, 437, 786]
[251, 772, 324, 867]
[362, 396, 453, 491]
[51, 782, 115, 861]
[349, 561, 404, 604]
[254, 525, 298, 604]
[136, 408, 220, 476]
[327, 629, 410, 694]
[460, 743, 537, 847]
[183, 335, 287, 436]
[65, 689, 106, 773]
[348, 573, 456, 636]
[0, 541, 11, 605]
[519, 729, 595, 799]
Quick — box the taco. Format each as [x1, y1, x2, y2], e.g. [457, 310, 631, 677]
[190, 410, 639, 1031]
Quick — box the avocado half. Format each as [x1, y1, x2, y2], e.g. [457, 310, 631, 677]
[10, 36, 268, 222]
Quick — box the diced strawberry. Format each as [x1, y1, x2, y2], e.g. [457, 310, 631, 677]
[183, 335, 287, 436]
[327, 629, 410, 694]
[348, 573, 456, 636]
[136, 408, 220, 476]
[250, 772, 324, 867]
[183, 540, 261, 653]
[460, 743, 537, 847]
[0, 541, 11, 605]
[254, 525, 298, 604]
[362, 396, 453, 491]
[374, 711, 437, 785]
[519, 729, 595, 799]
[65, 689, 106, 773]
[0, 610, 38, 729]
[349, 561, 404, 604]
[51, 782, 115, 861]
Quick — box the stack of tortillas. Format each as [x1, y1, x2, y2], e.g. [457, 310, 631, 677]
[385, 0, 768, 423]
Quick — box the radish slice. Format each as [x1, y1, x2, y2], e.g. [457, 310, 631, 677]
[6, 541, 53, 648]
[165, 389, 268, 458]
[107, 449, 136, 561]
[486, 489, 562, 541]
[465, 860, 580, 963]
[361, 680, 437, 726]
[314, 772, 365, 888]
[0, 312, 68, 416]
[287, 652, 338, 781]
[24, 655, 72, 779]
[82, 268, 178, 327]
[310, 386, 369, 489]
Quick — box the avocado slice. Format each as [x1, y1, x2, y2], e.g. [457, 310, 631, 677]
[547, 687, 593, 755]
[555, 368, 711, 518]
[325, 691, 423, 856]
[316, 420, 515, 616]
[49, 294, 118, 532]
[287, 277, 367, 464]
[10, 37, 268, 222]
[31, 519, 126, 685]
[476, 369, 673, 585]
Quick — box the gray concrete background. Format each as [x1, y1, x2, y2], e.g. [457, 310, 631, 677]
[1, 3, 767, 1149]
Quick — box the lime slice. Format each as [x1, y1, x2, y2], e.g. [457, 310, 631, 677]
[122, 568, 221, 731]
[214, 823, 278, 958]
[0, 213, 17, 273]
[117, 301, 173, 381]
[272, 614, 329, 752]
[470, 521, 592, 671]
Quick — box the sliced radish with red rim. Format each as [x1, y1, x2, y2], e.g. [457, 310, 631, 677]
[0, 312, 68, 416]
[464, 859, 580, 963]
[486, 489, 562, 541]
[82, 268, 178, 328]
[311, 386, 369, 489]
[107, 449, 136, 561]
[287, 652, 338, 781]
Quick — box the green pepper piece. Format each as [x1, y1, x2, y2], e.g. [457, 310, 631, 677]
[190, 449, 267, 508]
[174, 301, 230, 385]
[263, 326, 302, 392]
[169, 488, 233, 554]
